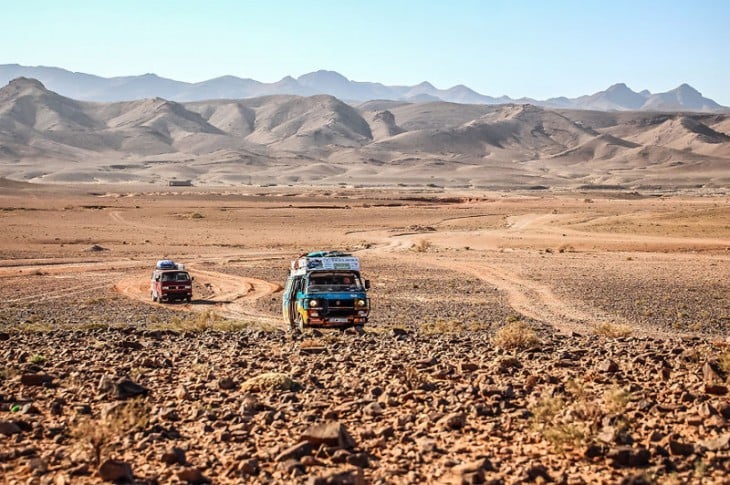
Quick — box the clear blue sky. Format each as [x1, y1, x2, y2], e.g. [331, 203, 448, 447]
[2, 0, 729, 104]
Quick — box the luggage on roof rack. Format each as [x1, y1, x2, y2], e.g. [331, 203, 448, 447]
[156, 259, 177, 270]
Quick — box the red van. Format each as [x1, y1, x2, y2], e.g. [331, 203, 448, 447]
[150, 260, 193, 303]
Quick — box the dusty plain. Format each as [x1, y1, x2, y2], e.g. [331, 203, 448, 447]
[1, 180, 729, 484]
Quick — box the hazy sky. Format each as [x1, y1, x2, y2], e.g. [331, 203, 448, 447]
[3, 0, 729, 104]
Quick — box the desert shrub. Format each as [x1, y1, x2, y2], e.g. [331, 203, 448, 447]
[30, 354, 46, 365]
[493, 321, 540, 350]
[191, 212, 205, 219]
[402, 365, 434, 391]
[604, 386, 632, 414]
[530, 380, 637, 453]
[70, 399, 150, 466]
[529, 395, 587, 450]
[593, 322, 633, 338]
[149, 311, 276, 332]
[412, 239, 432, 253]
[718, 351, 730, 374]
[240, 373, 300, 393]
[420, 319, 462, 335]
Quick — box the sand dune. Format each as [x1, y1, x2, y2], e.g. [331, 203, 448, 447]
[0, 78, 728, 188]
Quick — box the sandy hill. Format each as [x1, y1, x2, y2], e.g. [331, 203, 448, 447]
[0, 78, 728, 188]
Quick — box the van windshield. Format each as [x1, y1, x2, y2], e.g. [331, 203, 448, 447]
[307, 272, 361, 292]
[161, 272, 190, 282]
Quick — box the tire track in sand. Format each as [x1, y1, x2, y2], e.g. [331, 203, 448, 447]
[114, 264, 282, 326]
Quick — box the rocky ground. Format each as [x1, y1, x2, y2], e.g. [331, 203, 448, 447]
[1, 186, 729, 483]
[1, 325, 729, 484]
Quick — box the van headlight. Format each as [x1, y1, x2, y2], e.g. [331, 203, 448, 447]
[309, 299, 320, 308]
[356, 299, 367, 307]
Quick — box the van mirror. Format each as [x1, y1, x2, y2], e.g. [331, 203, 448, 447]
[365, 279, 371, 289]
[191, 276, 194, 281]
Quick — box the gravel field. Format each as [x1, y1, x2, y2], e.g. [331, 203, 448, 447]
[1, 185, 728, 483]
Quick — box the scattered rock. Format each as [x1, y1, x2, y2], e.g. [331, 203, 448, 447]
[608, 447, 651, 468]
[218, 377, 237, 390]
[700, 432, 730, 451]
[161, 447, 186, 465]
[276, 441, 313, 462]
[114, 378, 148, 400]
[302, 421, 356, 449]
[450, 457, 495, 483]
[98, 459, 133, 482]
[598, 359, 619, 373]
[309, 467, 365, 485]
[239, 458, 260, 476]
[177, 467, 210, 484]
[668, 439, 694, 456]
[175, 384, 192, 400]
[0, 421, 22, 436]
[20, 373, 53, 386]
[440, 412, 467, 430]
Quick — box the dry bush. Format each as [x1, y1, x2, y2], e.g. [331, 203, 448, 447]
[240, 372, 300, 393]
[420, 319, 462, 335]
[593, 322, 633, 338]
[402, 365, 433, 391]
[70, 399, 150, 466]
[529, 395, 587, 450]
[300, 338, 324, 349]
[493, 321, 540, 350]
[412, 239, 432, 253]
[604, 386, 632, 414]
[30, 354, 46, 365]
[530, 380, 635, 453]
[557, 244, 575, 253]
[718, 351, 730, 374]
[150, 311, 277, 333]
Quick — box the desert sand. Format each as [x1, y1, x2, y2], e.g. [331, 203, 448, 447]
[1, 180, 729, 483]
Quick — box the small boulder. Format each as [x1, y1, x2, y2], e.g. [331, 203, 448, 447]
[115, 378, 148, 400]
[218, 377, 237, 390]
[275, 441, 313, 462]
[668, 439, 694, 456]
[598, 360, 619, 373]
[161, 447, 186, 465]
[98, 459, 133, 482]
[700, 432, 730, 451]
[302, 421, 356, 449]
[309, 467, 365, 485]
[177, 467, 210, 484]
[0, 421, 22, 436]
[20, 373, 53, 386]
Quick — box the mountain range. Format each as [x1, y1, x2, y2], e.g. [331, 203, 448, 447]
[0, 77, 728, 188]
[0, 64, 726, 113]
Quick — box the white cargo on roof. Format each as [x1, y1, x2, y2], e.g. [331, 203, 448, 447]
[290, 251, 360, 276]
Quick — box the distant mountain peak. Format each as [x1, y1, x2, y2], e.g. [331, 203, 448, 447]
[298, 70, 349, 81]
[8, 77, 46, 90]
[607, 82, 630, 91]
[0, 64, 725, 112]
[673, 83, 701, 95]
